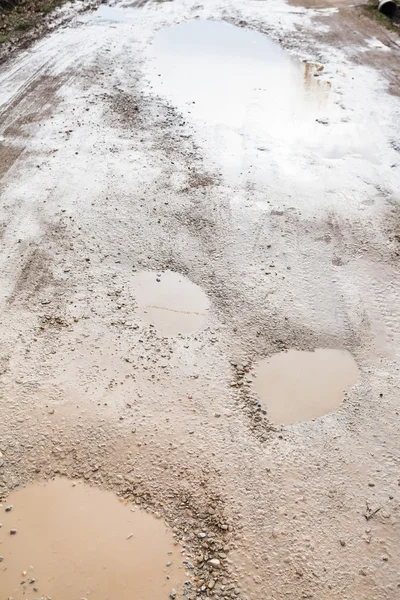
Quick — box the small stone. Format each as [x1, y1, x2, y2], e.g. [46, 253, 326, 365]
[198, 532, 207, 539]
[208, 580, 216, 590]
[10, 529, 17, 535]
[29, 579, 36, 584]
[208, 558, 221, 568]
[359, 568, 367, 576]
[170, 591, 176, 600]
[340, 539, 346, 547]
[0, 556, 3, 562]
[5, 506, 13, 512]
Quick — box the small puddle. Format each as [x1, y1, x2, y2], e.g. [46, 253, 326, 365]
[0, 478, 184, 600]
[95, 4, 130, 22]
[132, 270, 209, 335]
[147, 20, 331, 159]
[253, 349, 359, 425]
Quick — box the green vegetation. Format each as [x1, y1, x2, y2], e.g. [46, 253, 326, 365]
[0, 0, 66, 47]
[42, 4, 55, 13]
[41, 0, 63, 14]
[361, 1, 400, 34]
[15, 18, 32, 29]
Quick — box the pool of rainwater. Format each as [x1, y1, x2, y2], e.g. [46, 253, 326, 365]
[0, 478, 184, 600]
[252, 348, 359, 425]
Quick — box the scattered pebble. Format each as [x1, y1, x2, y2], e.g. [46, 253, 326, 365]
[208, 558, 221, 568]
[10, 529, 17, 535]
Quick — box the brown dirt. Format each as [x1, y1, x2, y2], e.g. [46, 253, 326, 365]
[1, 1, 400, 600]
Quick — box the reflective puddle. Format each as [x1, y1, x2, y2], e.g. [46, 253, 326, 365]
[0, 478, 184, 600]
[253, 349, 359, 425]
[95, 4, 130, 22]
[132, 270, 209, 335]
[147, 20, 332, 165]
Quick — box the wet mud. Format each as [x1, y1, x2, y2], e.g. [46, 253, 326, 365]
[1, 1, 400, 600]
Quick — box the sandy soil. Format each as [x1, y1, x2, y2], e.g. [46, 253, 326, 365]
[1, 0, 400, 599]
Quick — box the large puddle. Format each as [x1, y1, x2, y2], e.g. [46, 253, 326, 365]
[253, 349, 359, 425]
[147, 20, 331, 164]
[0, 478, 184, 600]
[132, 270, 209, 335]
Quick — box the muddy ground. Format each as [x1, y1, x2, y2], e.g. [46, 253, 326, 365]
[1, 0, 400, 598]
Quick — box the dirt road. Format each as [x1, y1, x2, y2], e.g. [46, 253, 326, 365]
[1, 0, 400, 598]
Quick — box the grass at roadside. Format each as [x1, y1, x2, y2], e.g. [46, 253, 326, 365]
[0, 0, 66, 44]
[360, 0, 400, 34]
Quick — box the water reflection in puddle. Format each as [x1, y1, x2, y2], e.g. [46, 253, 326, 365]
[95, 4, 130, 22]
[147, 19, 332, 169]
[132, 270, 209, 335]
[0, 478, 183, 600]
[253, 349, 359, 425]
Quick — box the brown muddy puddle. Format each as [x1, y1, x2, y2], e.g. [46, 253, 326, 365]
[253, 349, 359, 425]
[132, 270, 209, 335]
[0, 478, 184, 600]
[147, 20, 331, 156]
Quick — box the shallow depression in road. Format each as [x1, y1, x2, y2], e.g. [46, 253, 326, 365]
[0, 478, 183, 600]
[147, 19, 331, 153]
[132, 270, 210, 335]
[253, 349, 359, 425]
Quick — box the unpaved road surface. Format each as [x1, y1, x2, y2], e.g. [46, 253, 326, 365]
[1, 0, 400, 598]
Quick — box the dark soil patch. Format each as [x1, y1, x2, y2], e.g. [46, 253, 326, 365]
[0, 0, 64, 44]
